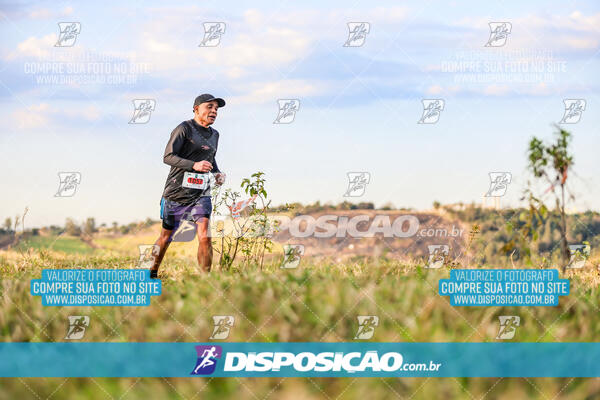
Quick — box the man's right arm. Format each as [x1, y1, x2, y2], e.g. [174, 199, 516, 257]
[164, 124, 195, 170]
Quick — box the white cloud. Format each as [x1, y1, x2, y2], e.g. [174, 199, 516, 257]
[129, 6, 411, 78]
[200, 28, 311, 73]
[554, 11, 600, 32]
[132, 24, 312, 78]
[228, 79, 330, 104]
[368, 6, 410, 23]
[28, 9, 52, 19]
[27, 6, 74, 19]
[7, 34, 56, 60]
[426, 85, 444, 95]
[563, 37, 599, 50]
[525, 82, 552, 96]
[241, 6, 408, 32]
[62, 105, 101, 121]
[453, 11, 600, 52]
[421, 82, 564, 98]
[12, 103, 50, 129]
[483, 84, 510, 96]
[11, 103, 100, 130]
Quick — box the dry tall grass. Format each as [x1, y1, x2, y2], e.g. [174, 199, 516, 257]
[1, 248, 599, 399]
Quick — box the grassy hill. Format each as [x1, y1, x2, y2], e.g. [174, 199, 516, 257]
[1, 206, 600, 398]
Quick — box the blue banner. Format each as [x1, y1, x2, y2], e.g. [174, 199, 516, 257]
[1, 342, 599, 377]
[439, 269, 569, 306]
[30, 269, 161, 306]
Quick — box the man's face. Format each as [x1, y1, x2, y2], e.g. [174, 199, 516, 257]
[195, 100, 219, 126]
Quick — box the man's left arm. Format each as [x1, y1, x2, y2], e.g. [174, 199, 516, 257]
[211, 130, 225, 185]
[211, 158, 220, 173]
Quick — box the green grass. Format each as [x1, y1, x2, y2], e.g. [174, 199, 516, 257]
[15, 235, 94, 254]
[1, 249, 600, 399]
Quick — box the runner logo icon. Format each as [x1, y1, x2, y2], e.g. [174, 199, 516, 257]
[191, 345, 222, 375]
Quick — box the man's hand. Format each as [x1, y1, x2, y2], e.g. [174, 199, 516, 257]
[193, 161, 212, 173]
[214, 172, 226, 185]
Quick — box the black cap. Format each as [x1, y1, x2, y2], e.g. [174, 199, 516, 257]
[193, 93, 226, 108]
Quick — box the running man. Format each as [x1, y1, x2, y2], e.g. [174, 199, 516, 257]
[193, 346, 218, 374]
[150, 94, 226, 278]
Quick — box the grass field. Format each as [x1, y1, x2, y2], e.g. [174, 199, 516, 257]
[2, 242, 600, 399]
[14, 235, 94, 254]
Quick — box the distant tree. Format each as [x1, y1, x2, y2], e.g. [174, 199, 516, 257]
[433, 201, 441, 210]
[4, 217, 12, 232]
[337, 201, 352, 210]
[357, 202, 374, 210]
[526, 126, 574, 270]
[65, 218, 81, 236]
[49, 225, 62, 235]
[112, 221, 119, 233]
[380, 202, 395, 211]
[83, 217, 96, 235]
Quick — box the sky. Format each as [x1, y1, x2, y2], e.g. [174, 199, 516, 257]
[1, 0, 599, 228]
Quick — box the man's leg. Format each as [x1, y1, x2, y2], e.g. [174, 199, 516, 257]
[196, 217, 212, 272]
[150, 227, 173, 278]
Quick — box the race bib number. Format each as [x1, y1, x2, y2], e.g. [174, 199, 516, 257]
[182, 172, 209, 190]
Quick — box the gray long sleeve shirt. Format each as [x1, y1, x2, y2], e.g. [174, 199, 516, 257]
[161, 119, 221, 205]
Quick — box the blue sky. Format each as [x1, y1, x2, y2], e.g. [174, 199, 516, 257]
[1, 0, 599, 227]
